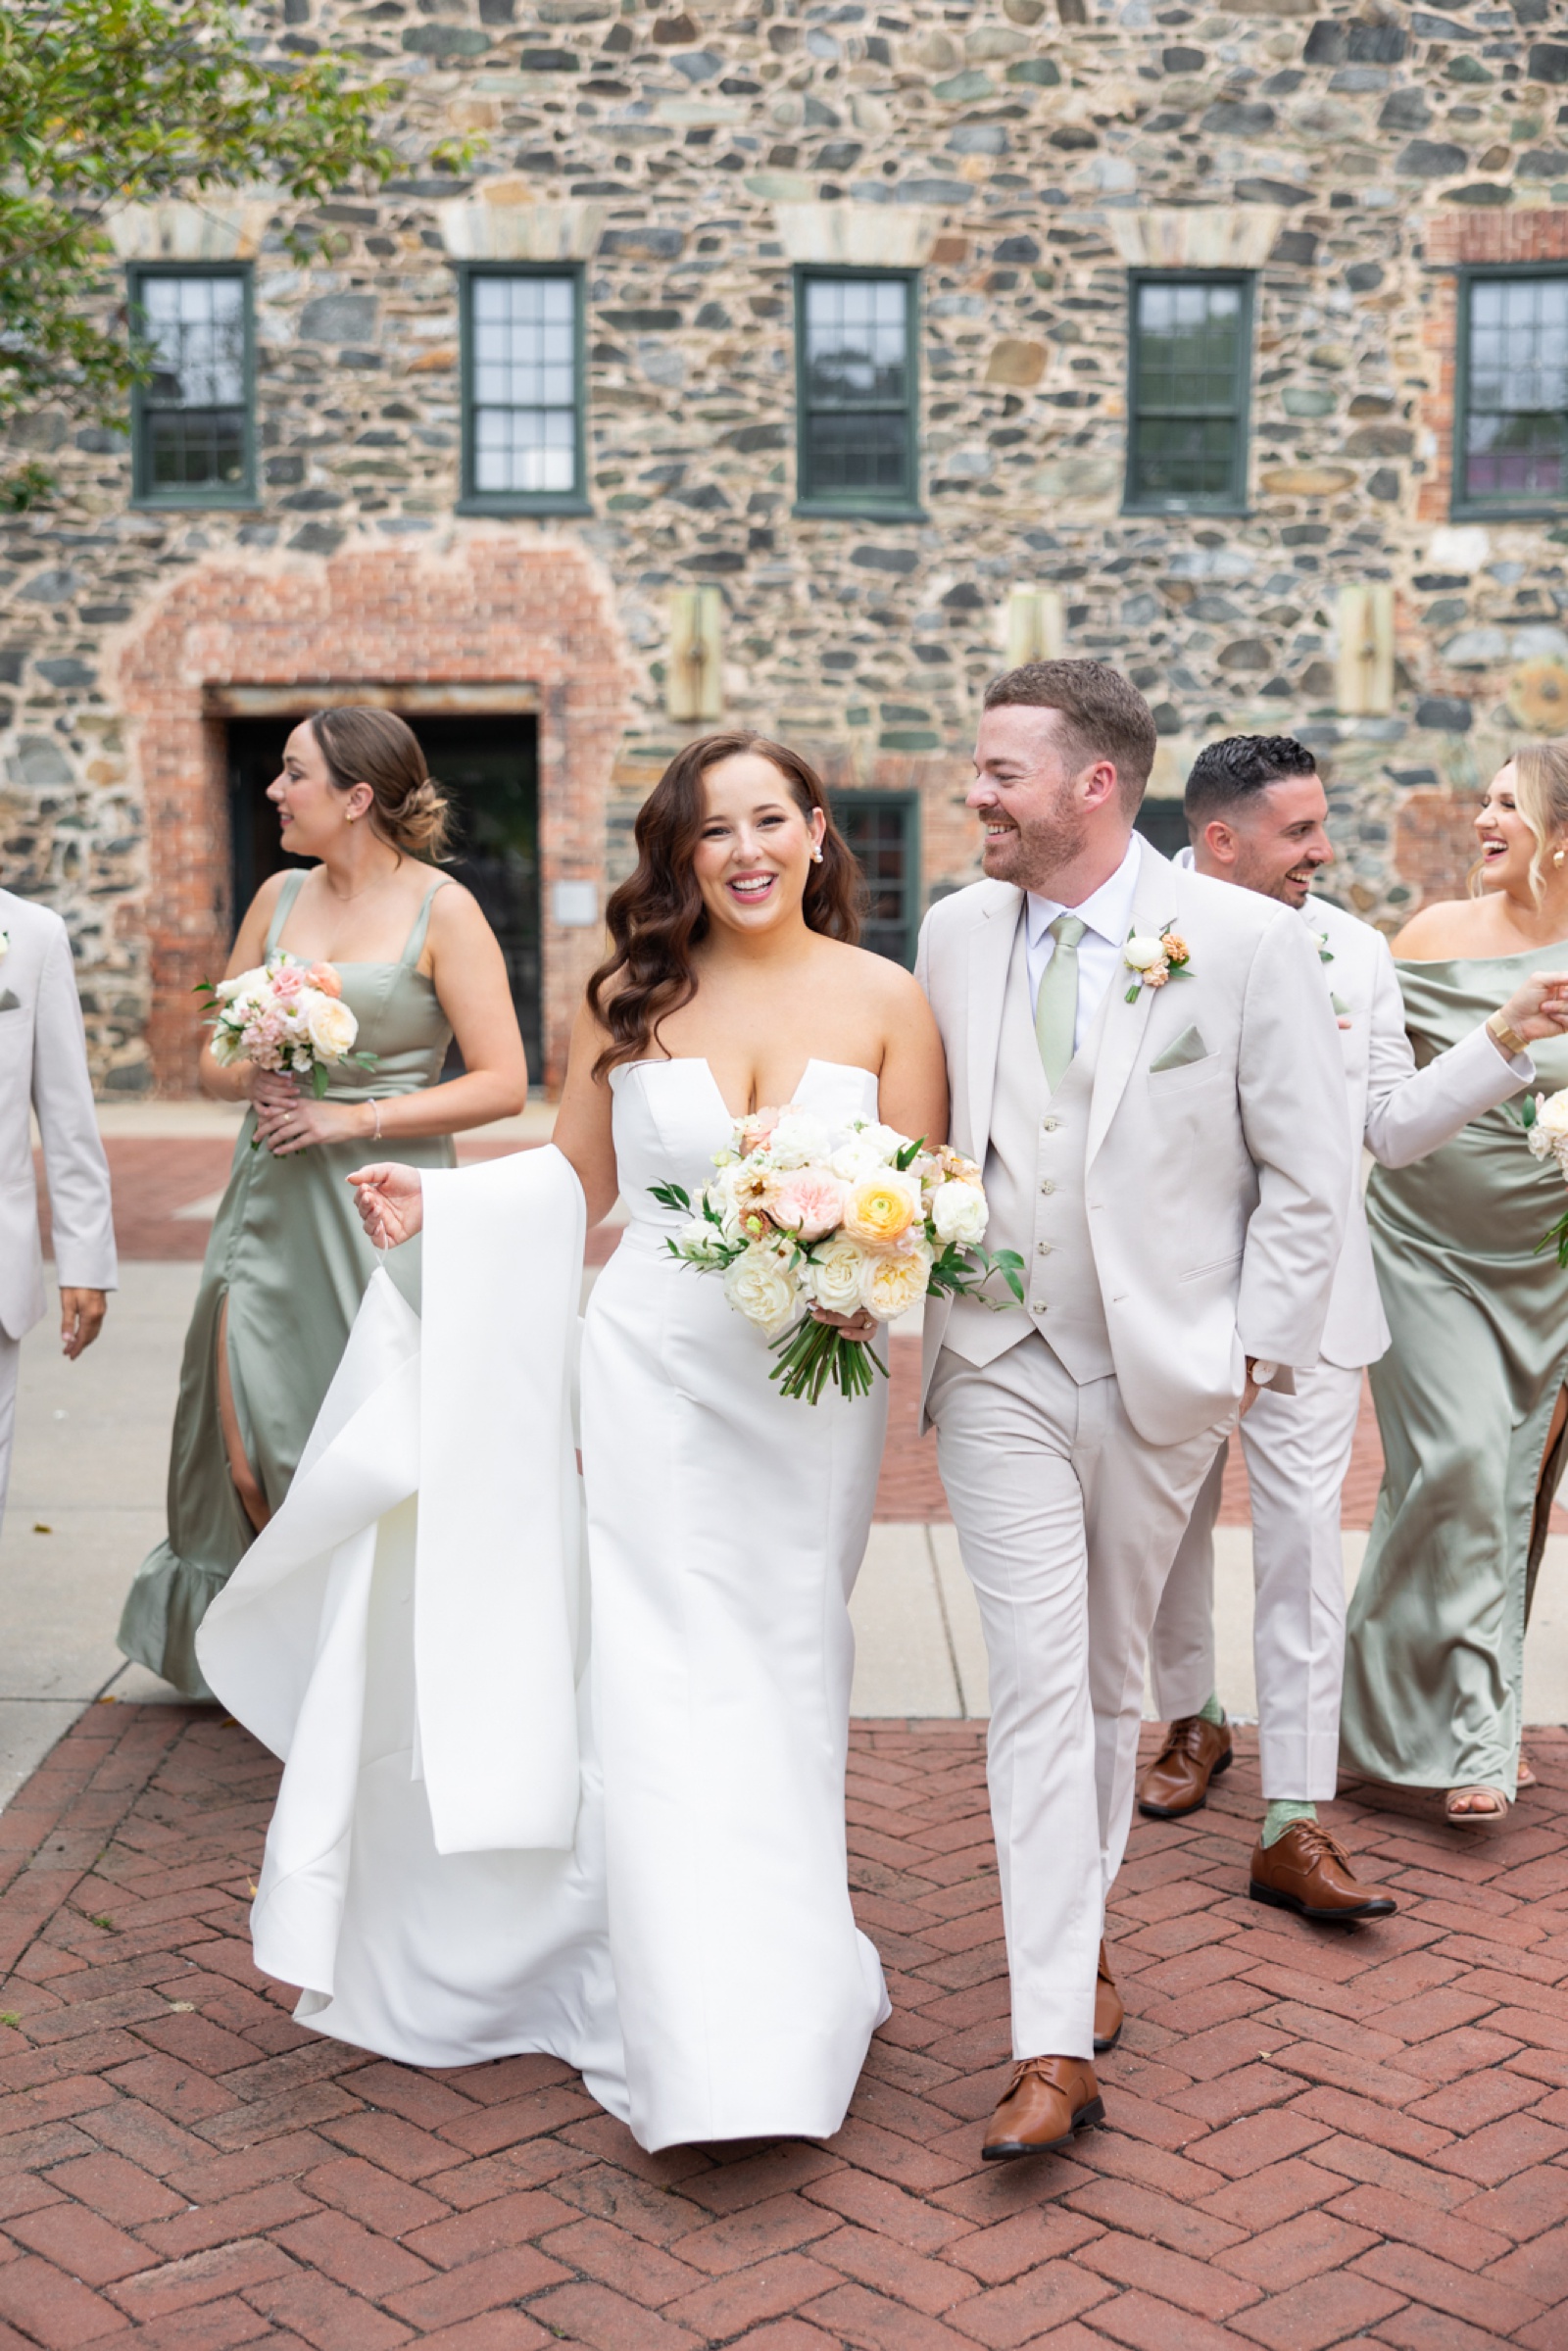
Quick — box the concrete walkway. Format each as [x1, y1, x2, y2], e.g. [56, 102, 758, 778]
[5, 1260, 1566, 1810]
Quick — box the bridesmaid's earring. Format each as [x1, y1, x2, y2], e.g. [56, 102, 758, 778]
[1555, 848, 1565, 867]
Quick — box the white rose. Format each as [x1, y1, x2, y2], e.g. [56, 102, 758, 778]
[803, 1233, 869, 1315]
[209, 1022, 242, 1068]
[215, 964, 264, 1004]
[723, 1244, 799, 1339]
[828, 1138, 886, 1183]
[677, 1215, 726, 1263]
[931, 1179, 989, 1248]
[767, 1110, 834, 1170]
[305, 991, 359, 1061]
[1123, 935, 1165, 972]
[859, 1242, 932, 1321]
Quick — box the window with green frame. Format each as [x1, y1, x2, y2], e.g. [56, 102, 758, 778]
[1453, 268, 1568, 519]
[831, 791, 920, 968]
[796, 269, 921, 517]
[1125, 272, 1251, 514]
[459, 266, 588, 514]
[129, 266, 254, 505]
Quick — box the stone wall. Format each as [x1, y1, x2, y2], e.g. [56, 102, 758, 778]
[4, 0, 1568, 1090]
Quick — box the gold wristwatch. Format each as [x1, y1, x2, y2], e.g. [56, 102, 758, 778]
[1487, 1009, 1529, 1059]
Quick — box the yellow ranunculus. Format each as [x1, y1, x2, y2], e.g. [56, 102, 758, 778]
[842, 1170, 918, 1247]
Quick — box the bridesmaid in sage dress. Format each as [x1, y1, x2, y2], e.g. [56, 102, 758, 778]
[1342, 742, 1568, 1821]
[120, 709, 527, 1695]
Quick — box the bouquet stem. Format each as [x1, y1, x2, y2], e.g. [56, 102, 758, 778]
[769, 1315, 888, 1404]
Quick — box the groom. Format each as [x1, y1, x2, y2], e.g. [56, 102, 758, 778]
[915, 661, 1349, 2160]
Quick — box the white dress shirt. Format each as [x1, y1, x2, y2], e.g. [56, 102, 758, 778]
[1024, 834, 1143, 1053]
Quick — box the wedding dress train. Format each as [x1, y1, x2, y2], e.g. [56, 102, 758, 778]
[197, 1061, 890, 2152]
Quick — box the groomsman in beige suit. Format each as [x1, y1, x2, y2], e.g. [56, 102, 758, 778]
[0, 884, 117, 1534]
[915, 662, 1349, 2161]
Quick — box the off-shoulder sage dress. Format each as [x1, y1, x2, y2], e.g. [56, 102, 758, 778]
[1340, 946, 1568, 1797]
[119, 870, 457, 1696]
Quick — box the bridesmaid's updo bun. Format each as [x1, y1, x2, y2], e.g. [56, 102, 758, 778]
[309, 707, 452, 861]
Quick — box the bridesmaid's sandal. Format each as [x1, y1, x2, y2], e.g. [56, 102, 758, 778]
[1516, 1756, 1538, 1789]
[1444, 1785, 1511, 1826]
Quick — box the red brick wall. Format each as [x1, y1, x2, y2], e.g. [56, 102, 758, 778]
[1395, 789, 1480, 915]
[115, 537, 632, 1095]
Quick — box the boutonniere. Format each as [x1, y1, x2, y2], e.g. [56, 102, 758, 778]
[1309, 926, 1334, 965]
[0, 929, 9, 964]
[1123, 920, 1193, 1003]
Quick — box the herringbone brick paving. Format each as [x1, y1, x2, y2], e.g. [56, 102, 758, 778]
[1, 1706, 1564, 2349]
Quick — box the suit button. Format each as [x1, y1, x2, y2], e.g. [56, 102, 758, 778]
[1037, 1242, 1051, 1256]
[1033, 1301, 1049, 1314]
[1041, 1117, 1058, 1133]
[1040, 1179, 1055, 1195]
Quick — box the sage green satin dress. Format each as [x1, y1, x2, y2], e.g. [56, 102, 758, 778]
[1341, 946, 1568, 1796]
[119, 871, 457, 1696]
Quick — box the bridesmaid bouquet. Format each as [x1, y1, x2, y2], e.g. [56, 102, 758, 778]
[653, 1106, 1021, 1402]
[199, 954, 376, 1141]
[1522, 1088, 1568, 1263]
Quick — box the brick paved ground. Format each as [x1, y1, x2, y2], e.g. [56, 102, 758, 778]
[2, 1702, 1565, 2350]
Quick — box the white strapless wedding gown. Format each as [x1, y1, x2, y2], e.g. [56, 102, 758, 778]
[584, 1057, 891, 2150]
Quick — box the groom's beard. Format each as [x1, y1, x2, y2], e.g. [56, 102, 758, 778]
[982, 784, 1088, 893]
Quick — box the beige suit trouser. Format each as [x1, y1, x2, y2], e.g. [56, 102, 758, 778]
[1149, 1356, 1362, 1802]
[929, 1333, 1227, 2062]
[0, 1330, 20, 1541]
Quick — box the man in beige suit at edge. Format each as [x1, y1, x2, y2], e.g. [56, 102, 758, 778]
[915, 661, 1349, 2160]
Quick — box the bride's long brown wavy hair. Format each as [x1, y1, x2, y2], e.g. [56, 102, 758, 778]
[588, 731, 863, 1077]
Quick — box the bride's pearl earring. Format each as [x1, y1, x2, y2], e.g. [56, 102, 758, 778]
[810, 845, 824, 864]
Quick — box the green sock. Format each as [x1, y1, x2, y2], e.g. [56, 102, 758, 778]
[1198, 1691, 1225, 1727]
[1261, 1799, 1317, 1848]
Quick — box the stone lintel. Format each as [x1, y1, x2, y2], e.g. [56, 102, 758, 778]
[203, 682, 542, 717]
[1103, 207, 1286, 271]
[771, 203, 943, 269]
[105, 198, 274, 264]
[436, 184, 607, 263]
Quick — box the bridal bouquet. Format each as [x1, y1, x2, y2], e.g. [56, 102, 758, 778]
[1522, 1088, 1568, 1262]
[653, 1106, 1022, 1402]
[198, 955, 375, 1141]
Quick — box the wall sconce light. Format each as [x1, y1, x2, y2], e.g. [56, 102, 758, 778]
[666, 587, 723, 722]
[1336, 583, 1395, 718]
[1005, 586, 1065, 669]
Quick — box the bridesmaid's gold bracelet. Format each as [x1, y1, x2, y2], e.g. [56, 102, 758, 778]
[1488, 1009, 1530, 1060]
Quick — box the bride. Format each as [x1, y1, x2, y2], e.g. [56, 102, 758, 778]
[206, 729, 946, 2153]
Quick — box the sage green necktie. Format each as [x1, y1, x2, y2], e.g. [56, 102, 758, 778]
[1035, 913, 1087, 1089]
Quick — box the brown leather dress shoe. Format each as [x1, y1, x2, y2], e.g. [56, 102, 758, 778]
[1138, 1714, 1234, 1819]
[1249, 1821, 1397, 1922]
[1094, 1940, 1123, 2055]
[982, 2055, 1104, 2161]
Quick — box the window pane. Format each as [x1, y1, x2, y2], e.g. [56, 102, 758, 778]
[137, 273, 248, 493]
[468, 274, 579, 498]
[801, 275, 913, 502]
[1464, 275, 1568, 505]
[832, 797, 915, 966]
[1130, 278, 1244, 507]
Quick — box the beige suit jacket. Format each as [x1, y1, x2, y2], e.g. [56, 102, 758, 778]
[915, 836, 1351, 1448]
[0, 889, 118, 1340]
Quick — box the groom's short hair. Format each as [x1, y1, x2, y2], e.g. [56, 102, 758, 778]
[1185, 735, 1318, 825]
[983, 660, 1156, 810]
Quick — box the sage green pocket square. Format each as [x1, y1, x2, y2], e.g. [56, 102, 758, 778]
[1150, 1024, 1209, 1074]
[0, 990, 19, 1013]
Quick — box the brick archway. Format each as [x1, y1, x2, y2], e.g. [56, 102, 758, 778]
[117, 536, 632, 1095]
